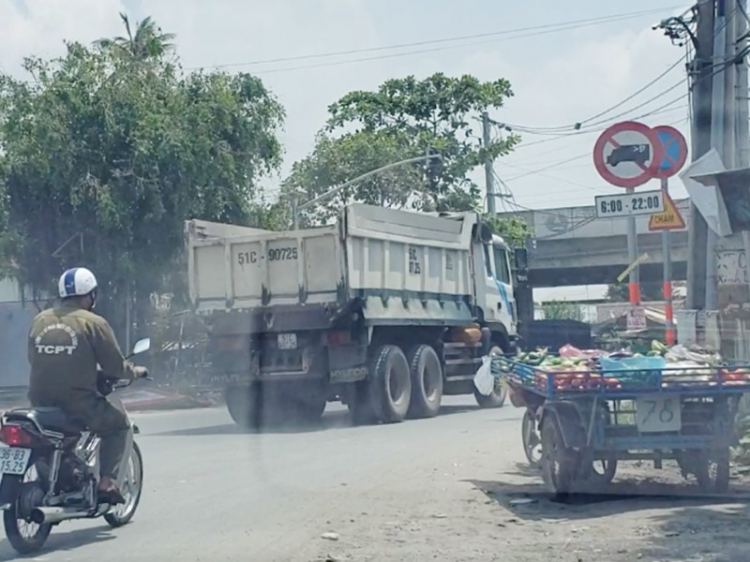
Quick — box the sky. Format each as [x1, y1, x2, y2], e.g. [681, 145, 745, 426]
[0, 0, 695, 301]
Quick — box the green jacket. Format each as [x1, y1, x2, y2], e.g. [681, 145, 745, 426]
[28, 304, 138, 404]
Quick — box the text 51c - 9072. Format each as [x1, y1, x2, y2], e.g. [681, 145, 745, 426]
[237, 247, 298, 265]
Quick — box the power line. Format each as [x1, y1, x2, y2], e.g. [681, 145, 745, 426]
[508, 106, 689, 162]
[194, 6, 683, 74]
[505, 78, 688, 137]
[496, 55, 688, 134]
[510, 101, 690, 151]
[501, 37, 736, 151]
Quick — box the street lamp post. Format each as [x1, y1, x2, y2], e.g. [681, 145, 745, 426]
[291, 153, 442, 229]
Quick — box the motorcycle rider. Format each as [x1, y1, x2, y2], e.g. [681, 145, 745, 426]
[27, 267, 147, 503]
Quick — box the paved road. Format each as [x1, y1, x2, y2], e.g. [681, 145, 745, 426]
[0, 397, 524, 562]
[2, 398, 750, 561]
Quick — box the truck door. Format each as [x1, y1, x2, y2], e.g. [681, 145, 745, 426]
[492, 245, 517, 335]
[481, 243, 503, 324]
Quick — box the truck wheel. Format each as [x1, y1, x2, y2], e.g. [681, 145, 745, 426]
[369, 345, 412, 423]
[225, 384, 261, 429]
[406, 344, 443, 419]
[474, 344, 508, 408]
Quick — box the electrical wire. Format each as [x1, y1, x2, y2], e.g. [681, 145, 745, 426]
[496, 10, 741, 150]
[194, 6, 683, 72]
[496, 55, 688, 134]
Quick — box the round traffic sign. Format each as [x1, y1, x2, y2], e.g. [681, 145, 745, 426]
[652, 125, 688, 179]
[593, 121, 664, 188]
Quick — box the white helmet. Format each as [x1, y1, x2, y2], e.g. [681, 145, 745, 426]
[58, 267, 98, 299]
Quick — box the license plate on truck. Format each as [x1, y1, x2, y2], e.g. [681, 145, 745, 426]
[277, 333, 297, 350]
[635, 395, 682, 433]
[0, 447, 31, 475]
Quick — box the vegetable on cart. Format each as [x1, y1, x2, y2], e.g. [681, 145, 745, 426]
[496, 341, 750, 495]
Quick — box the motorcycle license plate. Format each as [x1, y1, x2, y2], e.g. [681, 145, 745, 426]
[0, 447, 31, 475]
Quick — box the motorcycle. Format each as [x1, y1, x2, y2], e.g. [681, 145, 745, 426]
[0, 338, 151, 554]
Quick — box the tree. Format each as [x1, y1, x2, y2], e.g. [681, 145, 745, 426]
[284, 130, 426, 226]
[0, 20, 284, 336]
[0, 172, 11, 277]
[483, 214, 531, 249]
[286, 73, 520, 222]
[542, 300, 583, 321]
[95, 13, 175, 61]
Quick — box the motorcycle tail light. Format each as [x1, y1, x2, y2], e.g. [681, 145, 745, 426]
[0, 425, 35, 447]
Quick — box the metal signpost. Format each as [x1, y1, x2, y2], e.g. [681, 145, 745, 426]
[593, 122, 663, 331]
[650, 125, 688, 345]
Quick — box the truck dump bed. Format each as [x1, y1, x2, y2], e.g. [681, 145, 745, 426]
[186, 205, 478, 326]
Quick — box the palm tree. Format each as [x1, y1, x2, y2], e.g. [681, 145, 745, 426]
[95, 13, 175, 61]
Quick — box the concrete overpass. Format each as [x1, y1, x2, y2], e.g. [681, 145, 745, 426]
[498, 198, 690, 288]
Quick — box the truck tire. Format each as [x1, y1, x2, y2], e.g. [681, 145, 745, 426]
[406, 344, 443, 419]
[369, 345, 412, 423]
[474, 344, 508, 409]
[225, 384, 262, 429]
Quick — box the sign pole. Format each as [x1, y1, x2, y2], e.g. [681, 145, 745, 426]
[626, 187, 641, 306]
[660, 177, 675, 345]
[593, 121, 667, 335]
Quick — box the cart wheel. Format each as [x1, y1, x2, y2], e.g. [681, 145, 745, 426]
[589, 453, 618, 485]
[695, 448, 730, 493]
[540, 417, 579, 495]
[521, 409, 542, 468]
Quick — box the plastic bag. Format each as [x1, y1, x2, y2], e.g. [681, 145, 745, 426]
[474, 355, 495, 396]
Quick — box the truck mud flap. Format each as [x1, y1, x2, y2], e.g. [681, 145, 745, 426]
[540, 402, 586, 450]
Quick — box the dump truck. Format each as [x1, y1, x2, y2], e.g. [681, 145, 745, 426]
[186, 203, 526, 426]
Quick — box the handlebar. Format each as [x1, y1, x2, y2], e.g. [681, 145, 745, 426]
[96, 370, 152, 396]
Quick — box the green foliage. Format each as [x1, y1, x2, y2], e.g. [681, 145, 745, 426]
[94, 13, 176, 62]
[482, 214, 531, 248]
[542, 300, 583, 321]
[284, 130, 425, 226]
[287, 72, 519, 222]
[0, 17, 284, 325]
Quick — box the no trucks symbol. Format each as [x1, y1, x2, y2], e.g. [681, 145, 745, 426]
[593, 121, 664, 188]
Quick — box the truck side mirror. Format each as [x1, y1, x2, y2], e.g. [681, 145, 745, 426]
[514, 248, 528, 282]
[472, 223, 493, 244]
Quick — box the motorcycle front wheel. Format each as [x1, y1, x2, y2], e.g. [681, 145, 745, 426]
[104, 441, 144, 528]
[4, 465, 52, 555]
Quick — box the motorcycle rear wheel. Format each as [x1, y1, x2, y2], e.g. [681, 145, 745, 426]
[104, 441, 144, 528]
[4, 468, 52, 555]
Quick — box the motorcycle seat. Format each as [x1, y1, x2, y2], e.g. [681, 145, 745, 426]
[5, 407, 86, 435]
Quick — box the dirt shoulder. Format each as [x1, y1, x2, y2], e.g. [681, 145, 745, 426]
[292, 409, 750, 562]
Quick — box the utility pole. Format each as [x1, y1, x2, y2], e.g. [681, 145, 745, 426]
[706, 0, 729, 310]
[686, 0, 716, 309]
[735, 0, 750, 299]
[482, 111, 496, 215]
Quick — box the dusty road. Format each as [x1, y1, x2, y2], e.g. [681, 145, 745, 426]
[0, 397, 749, 562]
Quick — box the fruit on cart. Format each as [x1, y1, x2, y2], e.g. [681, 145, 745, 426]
[650, 340, 669, 357]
